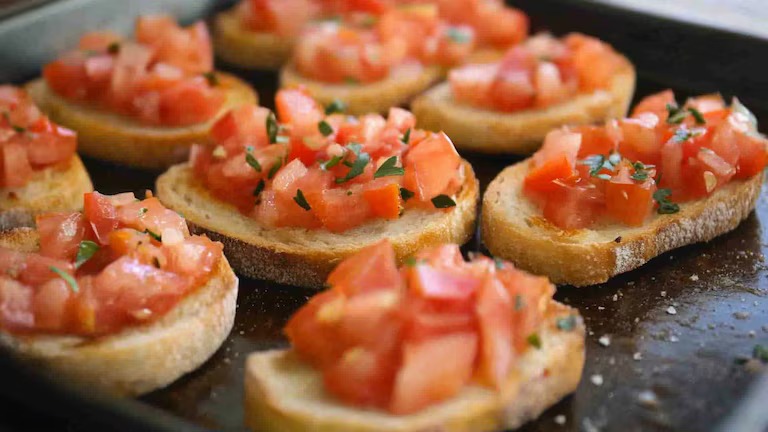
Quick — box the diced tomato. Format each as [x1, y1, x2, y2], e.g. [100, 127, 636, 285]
[0, 141, 32, 188]
[389, 332, 478, 414]
[276, 88, 324, 136]
[472, 5, 528, 48]
[284, 289, 347, 368]
[475, 275, 513, 388]
[542, 180, 603, 229]
[604, 167, 656, 226]
[83, 192, 119, 245]
[211, 105, 271, 151]
[448, 64, 496, 108]
[632, 89, 675, 119]
[573, 124, 617, 157]
[43, 55, 90, 100]
[19, 255, 74, 287]
[0, 279, 34, 331]
[158, 77, 225, 126]
[242, 0, 318, 37]
[407, 265, 481, 300]
[734, 132, 768, 179]
[37, 213, 86, 261]
[619, 114, 662, 165]
[323, 346, 398, 408]
[136, 16, 213, 74]
[327, 240, 400, 295]
[33, 278, 73, 331]
[25, 121, 78, 167]
[363, 182, 401, 219]
[403, 132, 460, 201]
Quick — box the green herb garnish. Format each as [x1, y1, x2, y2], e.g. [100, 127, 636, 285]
[107, 42, 120, 54]
[325, 99, 347, 115]
[245, 151, 262, 172]
[431, 194, 456, 209]
[556, 315, 577, 331]
[446, 27, 471, 43]
[373, 156, 404, 179]
[493, 257, 504, 269]
[653, 188, 679, 214]
[50, 266, 79, 293]
[582, 154, 614, 177]
[401, 128, 411, 145]
[321, 155, 342, 170]
[266, 112, 279, 144]
[253, 179, 265, 200]
[293, 189, 311, 211]
[400, 187, 414, 201]
[666, 103, 687, 124]
[688, 107, 706, 125]
[671, 127, 704, 143]
[515, 295, 524, 311]
[318, 120, 333, 137]
[335, 152, 370, 184]
[268, 157, 283, 179]
[404, 256, 417, 267]
[144, 228, 162, 242]
[74, 240, 99, 269]
[527, 333, 542, 349]
[203, 71, 219, 87]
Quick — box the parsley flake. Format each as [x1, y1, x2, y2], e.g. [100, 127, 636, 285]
[321, 155, 342, 170]
[144, 228, 162, 242]
[266, 112, 279, 144]
[253, 179, 265, 200]
[431, 194, 456, 208]
[75, 240, 99, 269]
[293, 189, 311, 211]
[688, 107, 706, 125]
[50, 266, 79, 293]
[493, 257, 504, 269]
[653, 188, 679, 214]
[400, 187, 414, 201]
[446, 27, 471, 43]
[666, 103, 687, 124]
[325, 99, 347, 115]
[556, 315, 577, 331]
[527, 333, 542, 349]
[401, 128, 411, 145]
[268, 157, 283, 179]
[515, 295, 525, 311]
[404, 256, 417, 267]
[318, 120, 333, 137]
[202, 71, 219, 87]
[107, 42, 120, 54]
[374, 156, 404, 179]
[335, 151, 370, 184]
[245, 151, 262, 172]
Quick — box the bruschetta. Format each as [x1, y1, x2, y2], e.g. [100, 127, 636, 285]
[412, 33, 636, 154]
[482, 91, 767, 286]
[244, 240, 585, 432]
[279, 4, 480, 115]
[0, 191, 238, 396]
[28, 15, 257, 170]
[156, 88, 478, 288]
[0, 85, 93, 230]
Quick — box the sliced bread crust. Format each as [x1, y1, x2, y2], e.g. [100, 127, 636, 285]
[244, 302, 584, 432]
[0, 228, 239, 397]
[0, 155, 93, 230]
[280, 63, 443, 115]
[26, 74, 257, 169]
[482, 160, 764, 286]
[411, 59, 636, 154]
[213, 9, 294, 70]
[155, 161, 479, 288]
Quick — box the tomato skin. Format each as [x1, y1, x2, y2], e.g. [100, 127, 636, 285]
[363, 182, 401, 219]
[327, 240, 400, 295]
[158, 77, 225, 126]
[285, 289, 347, 368]
[542, 181, 603, 230]
[37, 212, 86, 261]
[734, 132, 768, 179]
[605, 171, 656, 226]
[83, 192, 119, 245]
[475, 275, 513, 388]
[323, 346, 398, 408]
[403, 132, 460, 201]
[632, 89, 675, 119]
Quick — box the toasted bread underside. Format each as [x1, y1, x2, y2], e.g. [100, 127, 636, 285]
[0, 228, 239, 397]
[411, 58, 636, 154]
[213, 9, 294, 70]
[0, 155, 93, 230]
[244, 302, 584, 432]
[482, 160, 764, 286]
[155, 161, 479, 288]
[26, 74, 257, 169]
[280, 63, 444, 116]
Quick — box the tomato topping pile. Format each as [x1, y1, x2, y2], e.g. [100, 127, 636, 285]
[0, 86, 77, 188]
[0, 192, 223, 336]
[285, 240, 566, 414]
[450, 33, 626, 112]
[192, 88, 464, 232]
[43, 15, 224, 127]
[294, 4, 476, 84]
[523, 91, 768, 230]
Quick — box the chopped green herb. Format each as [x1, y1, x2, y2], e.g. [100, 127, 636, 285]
[608, 153, 622, 165]
[253, 179, 265, 199]
[515, 295, 524, 310]
[245, 152, 262, 172]
[431, 194, 456, 208]
[493, 257, 504, 269]
[325, 99, 347, 115]
[556, 315, 577, 331]
[527, 333, 542, 349]
[401, 128, 411, 145]
[666, 103, 687, 124]
[404, 256, 417, 267]
[318, 120, 333, 137]
[400, 187, 414, 201]
[653, 188, 680, 214]
[11, 124, 25, 133]
[266, 112, 279, 144]
[50, 266, 79, 293]
[139, 207, 148, 216]
[344, 77, 360, 85]
[75, 240, 99, 269]
[374, 156, 404, 179]
[446, 27, 471, 43]
[268, 157, 283, 179]
[335, 152, 370, 184]
[346, 143, 363, 156]
[346, 190, 353, 196]
[144, 228, 162, 242]
[293, 189, 311, 211]
[582, 154, 615, 177]
[671, 127, 704, 143]
[107, 42, 120, 54]
[688, 107, 706, 125]
[321, 155, 342, 170]
[202, 71, 219, 87]
[631, 162, 650, 181]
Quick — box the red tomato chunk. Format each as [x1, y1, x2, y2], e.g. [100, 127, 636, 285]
[285, 240, 562, 414]
[192, 88, 464, 232]
[0, 192, 223, 336]
[523, 90, 768, 230]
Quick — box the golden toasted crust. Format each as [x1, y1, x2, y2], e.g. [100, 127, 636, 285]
[482, 160, 764, 286]
[213, 9, 295, 70]
[280, 63, 444, 115]
[26, 74, 257, 169]
[0, 228, 239, 396]
[0, 155, 93, 230]
[156, 161, 479, 288]
[244, 302, 584, 432]
[411, 58, 636, 154]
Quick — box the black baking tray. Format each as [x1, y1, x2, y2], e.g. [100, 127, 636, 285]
[1, 1, 767, 431]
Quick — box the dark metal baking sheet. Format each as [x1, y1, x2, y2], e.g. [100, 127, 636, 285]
[0, 1, 767, 431]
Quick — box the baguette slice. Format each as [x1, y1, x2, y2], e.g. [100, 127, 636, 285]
[26, 74, 257, 170]
[411, 59, 635, 154]
[482, 160, 764, 286]
[0, 155, 93, 230]
[244, 302, 584, 432]
[0, 228, 238, 397]
[156, 161, 479, 288]
[213, 9, 294, 70]
[280, 63, 443, 115]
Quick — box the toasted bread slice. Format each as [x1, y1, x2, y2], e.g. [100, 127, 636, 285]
[280, 63, 443, 116]
[411, 59, 636, 154]
[0, 155, 93, 230]
[155, 161, 479, 288]
[213, 9, 294, 70]
[244, 302, 584, 432]
[26, 74, 257, 170]
[0, 228, 238, 397]
[482, 160, 764, 286]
